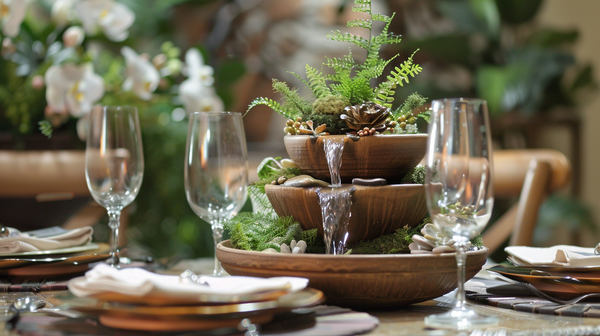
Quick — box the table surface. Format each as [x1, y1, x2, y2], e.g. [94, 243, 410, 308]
[2, 260, 600, 336]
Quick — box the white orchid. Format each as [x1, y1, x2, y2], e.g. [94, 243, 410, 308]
[0, 0, 27, 38]
[75, 0, 134, 42]
[51, 0, 76, 27]
[178, 48, 223, 114]
[183, 48, 215, 86]
[63, 26, 85, 48]
[121, 46, 160, 101]
[44, 62, 105, 117]
[178, 80, 224, 114]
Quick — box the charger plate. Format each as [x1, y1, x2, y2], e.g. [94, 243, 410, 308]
[98, 311, 275, 331]
[489, 265, 600, 297]
[0, 243, 100, 257]
[217, 240, 488, 309]
[70, 288, 324, 318]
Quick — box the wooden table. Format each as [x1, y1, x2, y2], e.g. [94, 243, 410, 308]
[2, 261, 600, 336]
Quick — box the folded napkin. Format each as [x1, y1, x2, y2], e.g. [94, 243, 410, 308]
[68, 264, 308, 298]
[505, 245, 599, 267]
[0, 227, 93, 254]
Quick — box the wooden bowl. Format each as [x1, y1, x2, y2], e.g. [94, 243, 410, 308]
[264, 184, 427, 245]
[284, 134, 427, 183]
[217, 240, 488, 309]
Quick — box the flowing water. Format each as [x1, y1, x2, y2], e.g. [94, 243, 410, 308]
[318, 138, 354, 255]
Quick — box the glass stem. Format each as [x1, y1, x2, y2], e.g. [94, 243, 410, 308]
[107, 210, 121, 268]
[454, 243, 467, 309]
[211, 220, 224, 276]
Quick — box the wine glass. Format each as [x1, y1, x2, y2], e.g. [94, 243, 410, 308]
[184, 112, 248, 276]
[85, 106, 144, 268]
[423, 98, 497, 329]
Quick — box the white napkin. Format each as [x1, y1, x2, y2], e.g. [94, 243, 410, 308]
[505, 245, 600, 267]
[0, 227, 93, 254]
[68, 264, 308, 298]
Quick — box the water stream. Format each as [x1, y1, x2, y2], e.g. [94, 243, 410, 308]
[318, 138, 354, 255]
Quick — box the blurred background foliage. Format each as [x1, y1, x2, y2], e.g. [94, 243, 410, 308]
[2, 0, 596, 259]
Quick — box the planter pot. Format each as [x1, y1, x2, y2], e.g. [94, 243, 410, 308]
[265, 183, 427, 245]
[284, 134, 427, 184]
[0, 150, 91, 231]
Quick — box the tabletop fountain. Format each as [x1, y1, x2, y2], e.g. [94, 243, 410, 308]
[217, 0, 487, 308]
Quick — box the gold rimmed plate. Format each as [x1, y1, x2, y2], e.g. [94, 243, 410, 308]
[0, 243, 101, 258]
[488, 265, 600, 297]
[70, 288, 324, 320]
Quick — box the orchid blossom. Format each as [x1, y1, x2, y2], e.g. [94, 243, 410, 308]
[51, 0, 76, 27]
[44, 63, 105, 117]
[0, 0, 27, 38]
[178, 48, 223, 114]
[121, 46, 160, 100]
[183, 48, 215, 86]
[75, 0, 134, 42]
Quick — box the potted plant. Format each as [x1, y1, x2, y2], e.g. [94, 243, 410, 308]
[245, 0, 430, 183]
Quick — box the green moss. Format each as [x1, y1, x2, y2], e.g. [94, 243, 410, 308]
[306, 113, 346, 135]
[312, 95, 350, 115]
[401, 165, 427, 184]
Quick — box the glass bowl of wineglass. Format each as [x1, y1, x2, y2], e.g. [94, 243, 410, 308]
[423, 98, 497, 330]
[184, 111, 248, 276]
[85, 105, 144, 268]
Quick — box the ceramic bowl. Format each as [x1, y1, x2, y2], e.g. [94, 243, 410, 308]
[264, 183, 427, 245]
[217, 240, 488, 309]
[283, 134, 427, 184]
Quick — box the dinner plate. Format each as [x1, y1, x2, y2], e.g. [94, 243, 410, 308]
[508, 255, 600, 272]
[0, 243, 100, 258]
[488, 265, 600, 297]
[71, 288, 325, 318]
[98, 311, 275, 332]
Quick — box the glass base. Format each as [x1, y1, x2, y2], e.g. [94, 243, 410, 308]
[424, 307, 498, 330]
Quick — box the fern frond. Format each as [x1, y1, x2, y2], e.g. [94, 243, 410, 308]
[356, 55, 397, 81]
[373, 51, 422, 108]
[288, 71, 309, 88]
[347, 19, 371, 30]
[352, 0, 371, 15]
[325, 54, 356, 72]
[327, 31, 369, 50]
[305, 65, 331, 99]
[248, 184, 275, 215]
[371, 13, 391, 23]
[272, 79, 312, 115]
[246, 97, 296, 119]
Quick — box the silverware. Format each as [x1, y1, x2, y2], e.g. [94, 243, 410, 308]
[520, 282, 600, 305]
[1, 296, 46, 329]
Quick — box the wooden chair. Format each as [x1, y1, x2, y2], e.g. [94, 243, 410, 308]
[0, 150, 127, 235]
[482, 149, 571, 252]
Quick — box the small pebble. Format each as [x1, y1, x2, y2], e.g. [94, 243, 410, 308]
[270, 180, 277, 185]
[280, 159, 297, 168]
[411, 250, 433, 254]
[296, 240, 307, 253]
[432, 245, 455, 254]
[292, 246, 301, 254]
[280, 243, 291, 253]
[352, 178, 386, 186]
[290, 240, 297, 249]
[277, 176, 287, 185]
[261, 248, 279, 253]
[283, 175, 330, 188]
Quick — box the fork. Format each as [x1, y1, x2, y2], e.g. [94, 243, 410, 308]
[520, 282, 600, 306]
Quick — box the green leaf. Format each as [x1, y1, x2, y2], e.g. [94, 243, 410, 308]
[530, 28, 579, 48]
[469, 0, 500, 37]
[256, 157, 279, 179]
[494, 0, 543, 25]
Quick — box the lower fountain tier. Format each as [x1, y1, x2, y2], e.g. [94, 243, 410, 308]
[264, 183, 427, 246]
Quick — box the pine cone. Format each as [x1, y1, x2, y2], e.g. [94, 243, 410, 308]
[340, 102, 390, 132]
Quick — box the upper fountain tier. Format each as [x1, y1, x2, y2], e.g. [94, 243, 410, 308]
[284, 134, 428, 184]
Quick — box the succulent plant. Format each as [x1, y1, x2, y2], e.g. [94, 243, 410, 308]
[340, 102, 390, 133]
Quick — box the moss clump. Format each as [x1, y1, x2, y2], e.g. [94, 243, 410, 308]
[349, 221, 427, 254]
[305, 113, 346, 134]
[224, 212, 322, 252]
[402, 165, 426, 184]
[313, 95, 350, 115]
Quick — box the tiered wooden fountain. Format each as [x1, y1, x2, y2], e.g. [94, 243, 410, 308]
[216, 0, 487, 308]
[217, 133, 487, 308]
